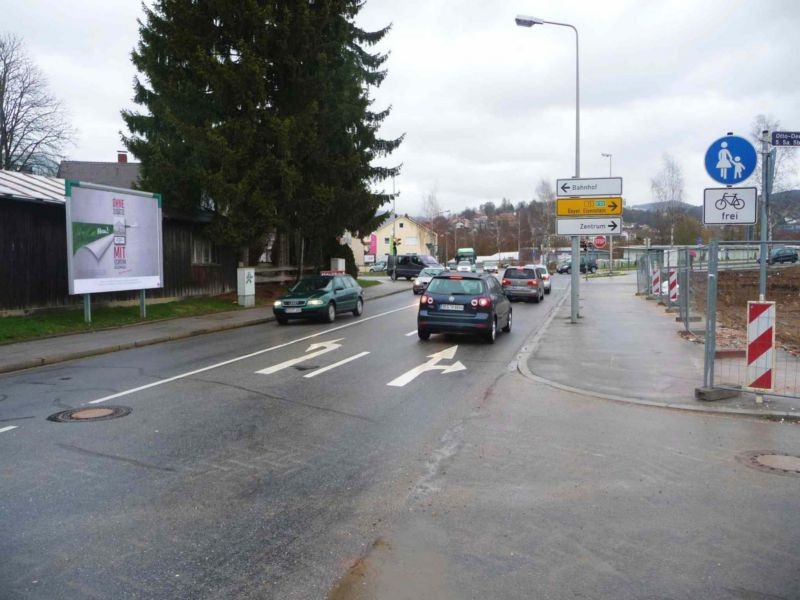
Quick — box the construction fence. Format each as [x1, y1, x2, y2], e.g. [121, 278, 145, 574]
[638, 241, 800, 401]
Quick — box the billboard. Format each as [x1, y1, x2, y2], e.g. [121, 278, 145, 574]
[66, 181, 164, 295]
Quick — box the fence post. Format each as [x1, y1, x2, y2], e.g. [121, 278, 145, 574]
[703, 240, 719, 388]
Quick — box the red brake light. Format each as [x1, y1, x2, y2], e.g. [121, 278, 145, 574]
[421, 294, 433, 305]
[477, 296, 492, 308]
[542, 274, 550, 280]
[527, 280, 538, 287]
[502, 278, 511, 286]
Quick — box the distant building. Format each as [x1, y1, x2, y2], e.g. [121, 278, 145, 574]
[358, 213, 438, 265]
[57, 151, 141, 189]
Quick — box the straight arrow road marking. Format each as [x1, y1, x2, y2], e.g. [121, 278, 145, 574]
[0, 426, 19, 434]
[387, 345, 467, 387]
[303, 351, 370, 379]
[256, 339, 344, 375]
[404, 329, 417, 336]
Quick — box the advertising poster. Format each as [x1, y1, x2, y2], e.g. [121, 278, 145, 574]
[66, 181, 164, 295]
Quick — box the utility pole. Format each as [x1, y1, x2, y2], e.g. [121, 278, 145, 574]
[759, 130, 770, 300]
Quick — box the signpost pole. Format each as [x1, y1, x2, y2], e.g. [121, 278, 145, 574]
[139, 289, 147, 319]
[83, 294, 91, 324]
[571, 236, 579, 322]
[759, 130, 769, 301]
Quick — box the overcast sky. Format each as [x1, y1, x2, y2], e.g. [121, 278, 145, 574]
[8, 0, 800, 215]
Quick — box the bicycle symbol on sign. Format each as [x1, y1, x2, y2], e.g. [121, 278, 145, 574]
[715, 192, 745, 211]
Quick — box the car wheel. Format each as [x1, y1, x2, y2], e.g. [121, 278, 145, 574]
[485, 317, 497, 344]
[565, 268, 571, 274]
[532, 293, 539, 303]
[418, 328, 431, 341]
[276, 316, 288, 325]
[324, 302, 336, 323]
[502, 310, 512, 333]
[590, 266, 597, 273]
[406, 277, 412, 281]
[545, 288, 551, 295]
[352, 297, 364, 317]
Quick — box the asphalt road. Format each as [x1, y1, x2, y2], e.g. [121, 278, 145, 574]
[0, 279, 564, 599]
[2, 274, 799, 600]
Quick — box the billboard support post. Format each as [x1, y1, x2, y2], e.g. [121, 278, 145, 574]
[83, 294, 92, 324]
[140, 290, 147, 319]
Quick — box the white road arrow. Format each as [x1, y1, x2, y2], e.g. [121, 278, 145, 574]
[256, 338, 344, 375]
[387, 345, 467, 387]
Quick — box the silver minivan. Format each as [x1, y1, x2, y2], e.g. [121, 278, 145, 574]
[501, 266, 544, 303]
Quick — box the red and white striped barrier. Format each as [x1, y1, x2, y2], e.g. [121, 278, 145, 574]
[668, 269, 678, 302]
[746, 301, 776, 391]
[651, 265, 661, 295]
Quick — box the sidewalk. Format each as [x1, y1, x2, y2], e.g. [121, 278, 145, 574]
[521, 272, 800, 419]
[0, 278, 410, 375]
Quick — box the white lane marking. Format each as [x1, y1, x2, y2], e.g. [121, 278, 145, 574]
[256, 339, 343, 375]
[0, 426, 19, 434]
[89, 303, 417, 404]
[404, 329, 417, 336]
[387, 345, 467, 387]
[303, 351, 370, 379]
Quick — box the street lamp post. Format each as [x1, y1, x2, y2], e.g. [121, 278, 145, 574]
[601, 153, 613, 273]
[516, 14, 581, 323]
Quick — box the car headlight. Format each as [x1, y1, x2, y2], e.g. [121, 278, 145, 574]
[307, 299, 324, 306]
[273, 300, 282, 307]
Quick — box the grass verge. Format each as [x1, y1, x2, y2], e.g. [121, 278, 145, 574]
[357, 279, 382, 288]
[0, 297, 242, 344]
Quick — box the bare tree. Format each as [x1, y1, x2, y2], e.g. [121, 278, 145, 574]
[749, 114, 797, 194]
[650, 154, 685, 244]
[421, 188, 442, 223]
[0, 34, 73, 174]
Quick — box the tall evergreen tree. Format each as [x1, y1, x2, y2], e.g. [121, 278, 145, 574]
[271, 0, 402, 268]
[122, 1, 288, 260]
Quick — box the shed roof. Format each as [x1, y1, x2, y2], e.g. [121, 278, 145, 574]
[0, 170, 65, 204]
[57, 160, 141, 190]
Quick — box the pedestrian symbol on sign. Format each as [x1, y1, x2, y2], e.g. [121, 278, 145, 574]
[704, 135, 757, 185]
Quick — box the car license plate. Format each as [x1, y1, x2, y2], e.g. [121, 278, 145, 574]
[440, 304, 463, 311]
[285, 307, 302, 314]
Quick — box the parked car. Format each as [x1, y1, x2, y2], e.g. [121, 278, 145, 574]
[501, 266, 544, 303]
[387, 254, 442, 280]
[456, 260, 474, 272]
[767, 247, 799, 265]
[529, 264, 551, 294]
[418, 272, 511, 343]
[368, 261, 386, 272]
[412, 266, 446, 294]
[556, 256, 597, 274]
[273, 273, 363, 324]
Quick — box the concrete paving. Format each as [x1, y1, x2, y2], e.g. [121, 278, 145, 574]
[523, 272, 800, 418]
[0, 277, 410, 374]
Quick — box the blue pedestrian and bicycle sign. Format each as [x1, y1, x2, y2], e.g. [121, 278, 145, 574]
[704, 135, 757, 185]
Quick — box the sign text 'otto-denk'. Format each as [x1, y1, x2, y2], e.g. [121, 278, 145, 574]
[702, 187, 757, 225]
[771, 131, 800, 147]
[704, 135, 757, 185]
[557, 177, 622, 197]
[556, 197, 622, 217]
[556, 218, 621, 236]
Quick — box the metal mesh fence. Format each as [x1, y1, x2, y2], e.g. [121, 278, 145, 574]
[705, 240, 800, 400]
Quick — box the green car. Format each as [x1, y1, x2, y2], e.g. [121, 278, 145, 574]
[273, 273, 364, 325]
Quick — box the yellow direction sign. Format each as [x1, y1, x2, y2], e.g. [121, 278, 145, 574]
[556, 197, 623, 217]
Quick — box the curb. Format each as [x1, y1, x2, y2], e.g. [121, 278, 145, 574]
[0, 284, 409, 375]
[515, 283, 800, 421]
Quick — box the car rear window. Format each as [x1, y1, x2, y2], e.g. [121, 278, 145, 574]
[536, 267, 548, 278]
[504, 268, 537, 279]
[427, 277, 486, 295]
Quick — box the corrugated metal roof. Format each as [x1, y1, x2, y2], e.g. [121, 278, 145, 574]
[0, 170, 65, 204]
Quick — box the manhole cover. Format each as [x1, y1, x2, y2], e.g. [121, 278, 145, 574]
[47, 406, 131, 423]
[739, 451, 800, 477]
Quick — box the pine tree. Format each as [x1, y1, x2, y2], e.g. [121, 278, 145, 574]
[271, 0, 402, 269]
[122, 1, 287, 259]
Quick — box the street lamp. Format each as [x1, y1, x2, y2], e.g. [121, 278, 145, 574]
[516, 14, 581, 323]
[515, 15, 579, 178]
[601, 152, 612, 177]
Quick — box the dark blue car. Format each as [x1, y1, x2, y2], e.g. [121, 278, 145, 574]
[417, 272, 511, 344]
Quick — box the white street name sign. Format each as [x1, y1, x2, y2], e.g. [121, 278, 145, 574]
[557, 177, 623, 197]
[702, 187, 757, 225]
[556, 218, 622, 236]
